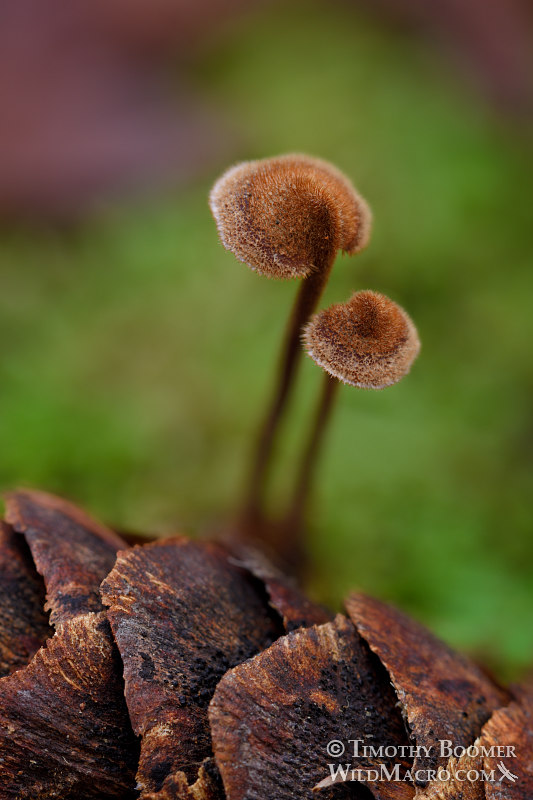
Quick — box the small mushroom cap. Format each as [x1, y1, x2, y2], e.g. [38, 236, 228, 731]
[303, 289, 420, 389]
[209, 154, 371, 279]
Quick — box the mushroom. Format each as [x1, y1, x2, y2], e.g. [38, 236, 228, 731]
[210, 155, 371, 535]
[281, 290, 420, 549]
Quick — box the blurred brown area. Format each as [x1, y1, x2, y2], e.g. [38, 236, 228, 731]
[0, 0, 531, 223]
[0, 0, 257, 222]
[351, 0, 533, 115]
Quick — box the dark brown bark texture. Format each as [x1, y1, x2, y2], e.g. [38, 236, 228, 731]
[100, 538, 283, 794]
[345, 594, 509, 780]
[0, 490, 529, 800]
[5, 490, 125, 624]
[0, 612, 138, 799]
[0, 522, 51, 676]
[209, 614, 414, 800]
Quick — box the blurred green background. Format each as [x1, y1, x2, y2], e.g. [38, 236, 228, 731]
[1, 0, 532, 677]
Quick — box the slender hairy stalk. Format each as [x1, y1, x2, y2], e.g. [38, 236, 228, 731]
[283, 373, 339, 540]
[239, 252, 335, 532]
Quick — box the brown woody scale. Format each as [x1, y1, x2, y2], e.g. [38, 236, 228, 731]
[0, 490, 530, 799]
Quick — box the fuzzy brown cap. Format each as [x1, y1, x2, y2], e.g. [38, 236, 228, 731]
[209, 154, 371, 279]
[304, 290, 420, 389]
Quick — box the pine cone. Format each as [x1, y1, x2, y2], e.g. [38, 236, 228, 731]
[0, 489, 530, 799]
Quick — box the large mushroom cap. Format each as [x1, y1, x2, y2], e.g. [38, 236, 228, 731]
[209, 154, 371, 279]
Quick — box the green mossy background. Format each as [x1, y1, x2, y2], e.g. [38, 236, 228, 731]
[1, 1, 532, 676]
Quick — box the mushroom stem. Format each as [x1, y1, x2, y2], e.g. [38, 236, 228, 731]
[240, 251, 336, 533]
[283, 373, 339, 543]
